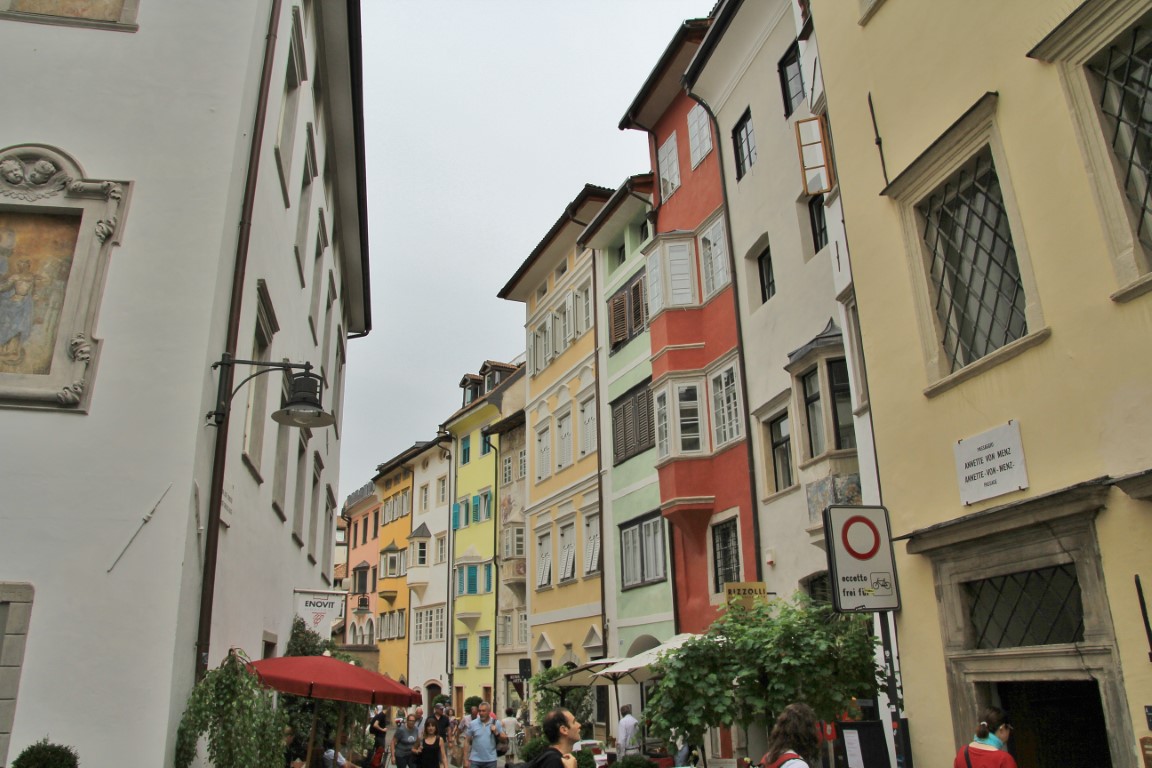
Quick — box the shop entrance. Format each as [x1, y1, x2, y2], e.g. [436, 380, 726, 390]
[996, 680, 1110, 768]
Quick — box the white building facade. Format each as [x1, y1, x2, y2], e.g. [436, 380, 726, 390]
[0, 1, 370, 765]
[406, 438, 453, 706]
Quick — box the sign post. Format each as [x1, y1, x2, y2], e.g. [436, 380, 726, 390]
[823, 505, 900, 612]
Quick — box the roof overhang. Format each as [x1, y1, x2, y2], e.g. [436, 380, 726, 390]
[579, 174, 654, 249]
[317, 0, 371, 333]
[619, 19, 711, 132]
[498, 184, 613, 301]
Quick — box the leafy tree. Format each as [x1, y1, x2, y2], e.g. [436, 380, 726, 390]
[527, 666, 592, 738]
[518, 735, 551, 763]
[174, 649, 284, 768]
[11, 738, 79, 768]
[464, 695, 484, 713]
[644, 595, 881, 749]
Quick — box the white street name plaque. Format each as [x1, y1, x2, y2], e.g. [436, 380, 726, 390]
[953, 420, 1029, 505]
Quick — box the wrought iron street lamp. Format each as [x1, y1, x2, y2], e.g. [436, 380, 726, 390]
[196, 352, 335, 679]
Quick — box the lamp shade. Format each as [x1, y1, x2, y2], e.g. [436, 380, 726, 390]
[272, 371, 336, 428]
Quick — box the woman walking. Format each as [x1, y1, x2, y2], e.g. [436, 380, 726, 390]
[413, 719, 449, 768]
[758, 703, 819, 768]
[953, 707, 1017, 768]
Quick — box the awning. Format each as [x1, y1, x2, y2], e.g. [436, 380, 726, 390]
[547, 658, 626, 688]
[593, 633, 698, 685]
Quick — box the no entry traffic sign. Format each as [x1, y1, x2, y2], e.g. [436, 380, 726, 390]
[823, 505, 900, 612]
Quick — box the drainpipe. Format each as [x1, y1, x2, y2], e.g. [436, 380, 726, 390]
[440, 429, 456, 705]
[589, 248, 609, 668]
[480, 429, 502, 707]
[683, 88, 765, 583]
[195, 0, 282, 680]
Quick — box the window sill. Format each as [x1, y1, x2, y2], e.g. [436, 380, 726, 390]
[241, 453, 264, 484]
[535, 585, 554, 593]
[761, 483, 803, 505]
[1111, 271, 1152, 303]
[292, 532, 304, 548]
[272, 500, 287, 522]
[797, 447, 857, 471]
[620, 577, 667, 593]
[923, 327, 1051, 399]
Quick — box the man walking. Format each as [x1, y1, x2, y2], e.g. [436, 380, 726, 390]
[463, 701, 506, 768]
[617, 705, 640, 757]
[393, 712, 421, 768]
[526, 709, 580, 768]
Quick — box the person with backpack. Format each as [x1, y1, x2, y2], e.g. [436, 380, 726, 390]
[525, 709, 580, 768]
[757, 703, 819, 768]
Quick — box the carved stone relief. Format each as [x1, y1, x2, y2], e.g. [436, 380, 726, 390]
[0, 144, 130, 412]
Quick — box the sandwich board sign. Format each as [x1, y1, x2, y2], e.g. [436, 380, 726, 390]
[823, 505, 900, 612]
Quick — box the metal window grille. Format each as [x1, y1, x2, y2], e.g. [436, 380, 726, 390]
[962, 564, 1084, 649]
[712, 519, 740, 592]
[1089, 24, 1152, 254]
[918, 149, 1027, 372]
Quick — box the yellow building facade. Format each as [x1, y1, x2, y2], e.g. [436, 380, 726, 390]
[813, 0, 1152, 765]
[374, 452, 414, 683]
[499, 186, 610, 693]
[444, 363, 519, 710]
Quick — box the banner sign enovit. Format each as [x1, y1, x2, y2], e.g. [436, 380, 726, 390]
[822, 505, 900, 612]
[293, 588, 346, 631]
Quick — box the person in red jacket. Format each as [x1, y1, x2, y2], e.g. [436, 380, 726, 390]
[953, 707, 1017, 768]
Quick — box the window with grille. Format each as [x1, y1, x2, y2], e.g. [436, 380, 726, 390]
[778, 42, 805, 117]
[804, 572, 831, 603]
[962, 564, 1084, 649]
[712, 519, 741, 593]
[918, 148, 1027, 372]
[1087, 24, 1152, 256]
[733, 109, 757, 180]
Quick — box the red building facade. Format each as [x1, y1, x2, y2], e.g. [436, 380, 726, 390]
[621, 19, 759, 635]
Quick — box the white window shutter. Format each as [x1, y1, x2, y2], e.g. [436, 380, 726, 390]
[667, 242, 694, 305]
[565, 293, 575, 342]
[544, 315, 554, 361]
[647, 251, 664, 315]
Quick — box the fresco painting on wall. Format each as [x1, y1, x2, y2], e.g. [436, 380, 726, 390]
[0, 211, 79, 375]
[10, 0, 125, 22]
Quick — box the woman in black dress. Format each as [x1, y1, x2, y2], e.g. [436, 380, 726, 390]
[412, 719, 448, 768]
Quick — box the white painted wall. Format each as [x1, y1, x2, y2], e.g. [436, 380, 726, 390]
[408, 444, 451, 702]
[0, 2, 366, 765]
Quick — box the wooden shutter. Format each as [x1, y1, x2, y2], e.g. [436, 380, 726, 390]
[636, 388, 655, 451]
[612, 401, 627, 464]
[608, 293, 627, 345]
[629, 278, 645, 334]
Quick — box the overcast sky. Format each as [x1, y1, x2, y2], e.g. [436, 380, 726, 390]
[340, 0, 710, 500]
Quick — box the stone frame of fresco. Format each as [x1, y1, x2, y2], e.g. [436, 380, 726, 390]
[0, 144, 131, 412]
[0, 0, 140, 32]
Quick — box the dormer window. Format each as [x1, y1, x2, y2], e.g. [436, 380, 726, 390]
[485, 371, 500, 392]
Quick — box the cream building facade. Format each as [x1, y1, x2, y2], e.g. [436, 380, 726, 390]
[0, 1, 369, 765]
[814, 0, 1152, 764]
[499, 185, 611, 709]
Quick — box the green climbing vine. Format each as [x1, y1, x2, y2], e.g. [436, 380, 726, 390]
[174, 649, 285, 768]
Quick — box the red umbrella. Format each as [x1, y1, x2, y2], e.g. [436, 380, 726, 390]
[249, 654, 421, 706]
